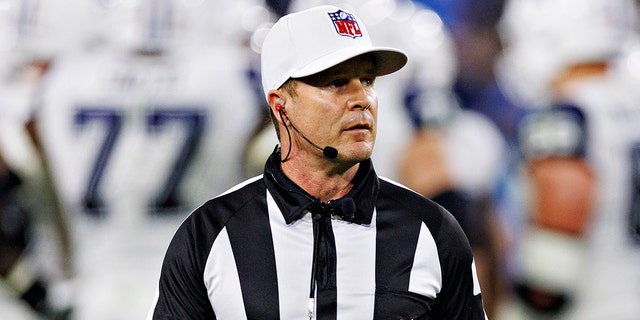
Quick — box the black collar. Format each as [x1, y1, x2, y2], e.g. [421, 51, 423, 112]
[263, 148, 378, 225]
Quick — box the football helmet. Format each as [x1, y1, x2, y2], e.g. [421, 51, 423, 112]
[496, 0, 637, 107]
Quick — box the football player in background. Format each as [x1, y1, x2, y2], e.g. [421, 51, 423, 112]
[33, 0, 264, 319]
[495, 0, 640, 319]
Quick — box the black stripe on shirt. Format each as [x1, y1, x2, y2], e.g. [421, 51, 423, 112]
[374, 180, 438, 319]
[225, 185, 280, 320]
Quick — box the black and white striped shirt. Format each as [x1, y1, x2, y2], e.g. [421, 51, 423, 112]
[148, 151, 487, 319]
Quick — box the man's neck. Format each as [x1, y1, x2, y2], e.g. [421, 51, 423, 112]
[281, 158, 360, 202]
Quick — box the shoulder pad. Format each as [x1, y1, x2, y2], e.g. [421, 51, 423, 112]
[518, 104, 587, 159]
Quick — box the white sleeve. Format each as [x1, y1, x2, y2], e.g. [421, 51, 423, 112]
[443, 110, 508, 195]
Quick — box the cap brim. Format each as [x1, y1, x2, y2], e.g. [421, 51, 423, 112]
[290, 46, 408, 79]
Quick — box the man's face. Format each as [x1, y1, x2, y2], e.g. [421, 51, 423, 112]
[287, 55, 378, 163]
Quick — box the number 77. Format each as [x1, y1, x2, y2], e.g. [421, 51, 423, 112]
[74, 106, 205, 217]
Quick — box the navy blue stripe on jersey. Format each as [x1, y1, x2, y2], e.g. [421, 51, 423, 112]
[519, 103, 587, 159]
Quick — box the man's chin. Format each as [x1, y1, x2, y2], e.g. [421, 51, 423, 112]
[337, 148, 373, 163]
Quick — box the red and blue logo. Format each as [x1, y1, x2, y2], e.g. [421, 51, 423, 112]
[328, 10, 362, 39]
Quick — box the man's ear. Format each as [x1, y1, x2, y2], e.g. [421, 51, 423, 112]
[267, 91, 285, 115]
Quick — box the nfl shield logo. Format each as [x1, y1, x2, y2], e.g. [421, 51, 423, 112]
[327, 10, 362, 39]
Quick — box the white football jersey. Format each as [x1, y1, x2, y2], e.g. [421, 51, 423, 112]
[560, 68, 640, 320]
[36, 44, 260, 320]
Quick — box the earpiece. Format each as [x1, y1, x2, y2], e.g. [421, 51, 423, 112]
[275, 99, 285, 112]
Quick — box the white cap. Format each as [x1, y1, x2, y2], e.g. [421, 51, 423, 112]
[260, 5, 408, 100]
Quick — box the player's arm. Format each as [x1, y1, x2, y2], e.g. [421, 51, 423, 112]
[399, 128, 455, 197]
[399, 86, 469, 210]
[24, 117, 74, 279]
[515, 104, 594, 313]
[0, 60, 74, 318]
[22, 59, 74, 280]
[26, 59, 75, 316]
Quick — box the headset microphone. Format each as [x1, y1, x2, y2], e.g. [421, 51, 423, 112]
[321, 146, 338, 159]
[275, 100, 338, 160]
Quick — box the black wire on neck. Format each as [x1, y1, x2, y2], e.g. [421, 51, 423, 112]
[277, 108, 294, 162]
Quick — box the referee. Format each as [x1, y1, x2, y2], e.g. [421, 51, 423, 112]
[148, 5, 487, 320]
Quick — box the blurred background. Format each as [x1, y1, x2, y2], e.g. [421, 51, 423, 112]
[1, 0, 640, 319]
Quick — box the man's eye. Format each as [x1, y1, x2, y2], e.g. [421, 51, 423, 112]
[327, 79, 348, 88]
[362, 77, 375, 86]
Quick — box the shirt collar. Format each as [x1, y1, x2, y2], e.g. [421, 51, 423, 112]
[263, 148, 378, 225]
